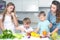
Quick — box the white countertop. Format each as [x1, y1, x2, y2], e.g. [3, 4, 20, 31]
[21, 36, 50, 40]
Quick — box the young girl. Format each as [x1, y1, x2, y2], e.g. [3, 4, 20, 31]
[0, 2, 18, 33]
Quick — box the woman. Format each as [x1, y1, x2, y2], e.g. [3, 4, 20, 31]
[47, 1, 60, 34]
[0, 2, 18, 33]
[55, 3, 60, 34]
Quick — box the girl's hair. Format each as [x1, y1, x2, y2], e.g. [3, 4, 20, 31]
[2, 2, 15, 22]
[56, 3, 60, 23]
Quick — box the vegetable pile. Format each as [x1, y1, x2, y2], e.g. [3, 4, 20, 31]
[0, 29, 15, 39]
[50, 32, 60, 40]
[0, 29, 24, 39]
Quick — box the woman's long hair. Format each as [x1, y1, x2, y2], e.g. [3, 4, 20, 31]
[2, 2, 15, 22]
[56, 3, 60, 23]
[51, 1, 60, 13]
[51, 1, 60, 23]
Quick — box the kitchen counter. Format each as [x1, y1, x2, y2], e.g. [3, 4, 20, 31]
[21, 36, 50, 40]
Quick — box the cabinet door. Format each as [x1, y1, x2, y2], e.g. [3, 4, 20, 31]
[39, 0, 53, 7]
[4, 0, 38, 11]
[22, 0, 38, 11]
[4, 0, 22, 11]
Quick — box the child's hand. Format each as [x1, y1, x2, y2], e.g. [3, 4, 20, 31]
[26, 30, 32, 33]
[25, 29, 33, 33]
[20, 27, 25, 32]
[15, 26, 25, 32]
[11, 13, 15, 16]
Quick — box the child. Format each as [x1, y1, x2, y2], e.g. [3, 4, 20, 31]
[16, 17, 33, 33]
[0, 2, 18, 33]
[35, 11, 52, 36]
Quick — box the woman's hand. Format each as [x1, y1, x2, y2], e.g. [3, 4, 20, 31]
[49, 23, 52, 28]
[51, 28, 59, 34]
[48, 32, 51, 35]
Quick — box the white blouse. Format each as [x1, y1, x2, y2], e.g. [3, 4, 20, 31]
[0, 15, 15, 33]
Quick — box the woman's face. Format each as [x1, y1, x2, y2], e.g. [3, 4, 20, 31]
[7, 5, 14, 13]
[51, 4, 57, 13]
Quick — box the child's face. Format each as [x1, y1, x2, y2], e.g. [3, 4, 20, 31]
[7, 5, 14, 13]
[50, 4, 57, 13]
[24, 23, 30, 28]
[39, 14, 46, 21]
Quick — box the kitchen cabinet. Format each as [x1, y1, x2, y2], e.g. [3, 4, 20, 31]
[38, 0, 53, 7]
[4, 0, 38, 11]
[22, 0, 38, 11]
